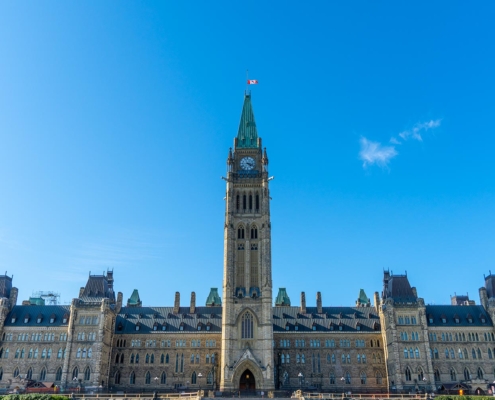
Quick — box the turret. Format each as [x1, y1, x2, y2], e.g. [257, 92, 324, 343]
[300, 292, 306, 314]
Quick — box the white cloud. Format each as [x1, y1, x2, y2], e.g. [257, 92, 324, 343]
[389, 137, 401, 145]
[359, 137, 398, 168]
[398, 119, 441, 141]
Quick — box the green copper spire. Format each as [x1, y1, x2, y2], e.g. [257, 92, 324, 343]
[275, 288, 291, 306]
[127, 289, 142, 307]
[236, 93, 259, 148]
[356, 289, 370, 307]
[206, 288, 222, 306]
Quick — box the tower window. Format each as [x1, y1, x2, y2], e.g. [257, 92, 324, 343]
[236, 195, 240, 210]
[241, 312, 254, 339]
[243, 194, 247, 210]
[249, 194, 253, 210]
[251, 227, 258, 239]
[237, 227, 245, 239]
[256, 194, 260, 210]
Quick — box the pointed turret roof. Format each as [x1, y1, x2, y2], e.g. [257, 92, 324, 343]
[127, 289, 142, 307]
[205, 288, 222, 307]
[236, 94, 259, 148]
[275, 288, 291, 306]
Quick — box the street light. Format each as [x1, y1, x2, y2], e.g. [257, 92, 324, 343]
[422, 377, 427, 394]
[340, 377, 345, 397]
[298, 373, 303, 389]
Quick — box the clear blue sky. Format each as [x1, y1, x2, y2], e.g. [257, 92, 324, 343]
[1, 2, 494, 307]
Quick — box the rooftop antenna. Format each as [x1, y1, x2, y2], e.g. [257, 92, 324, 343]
[246, 69, 250, 95]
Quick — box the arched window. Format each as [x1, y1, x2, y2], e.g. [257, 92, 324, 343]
[251, 227, 258, 239]
[360, 372, 366, 384]
[236, 194, 240, 210]
[405, 367, 412, 381]
[255, 194, 260, 210]
[404, 348, 408, 358]
[56, 367, 62, 381]
[464, 368, 470, 381]
[192, 371, 197, 385]
[489, 348, 493, 359]
[241, 312, 254, 339]
[237, 226, 245, 239]
[88, 348, 92, 358]
[13, 367, 19, 378]
[242, 194, 247, 210]
[450, 348, 455, 359]
[26, 368, 32, 380]
[434, 348, 439, 359]
[14, 348, 20, 358]
[376, 372, 382, 384]
[84, 367, 91, 381]
[472, 348, 476, 359]
[207, 370, 213, 385]
[477, 348, 482, 359]
[72, 367, 78, 380]
[130, 371, 136, 385]
[146, 354, 150, 363]
[115, 371, 121, 385]
[477, 367, 484, 379]
[161, 371, 167, 384]
[249, 194, 253, 210]
[329, 373, 336, 384]
[450, 368, 456, 381]
[82, 348, 87, 358]
[145, 371, 151, 384]
[33, 348, 38, 359]
[0, 368, 3, 381]
[166, 353, 169, 363]
[331, 354, 336, 364]
[136, 354, 140, 363]
[345, 372, 351, 384]
[20, 348, 25, 359]
[409, 348, 414, 359]
[434, 369, 440, 382]
[417, 367, 424, 381]
[76, 348, 81, 358]
[415, 348, 420, 358]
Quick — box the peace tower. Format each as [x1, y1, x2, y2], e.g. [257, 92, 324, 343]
[220, 93, 275, 390]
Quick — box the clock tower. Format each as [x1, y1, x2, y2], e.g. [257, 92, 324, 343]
[220, 93, 275, 391]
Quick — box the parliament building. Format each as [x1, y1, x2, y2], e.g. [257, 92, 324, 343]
[1, 94, 495, 395]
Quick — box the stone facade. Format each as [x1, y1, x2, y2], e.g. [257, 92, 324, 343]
[0, 94, 494, 395]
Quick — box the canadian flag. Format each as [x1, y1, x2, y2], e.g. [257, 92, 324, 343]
[247, 80, 258, 84]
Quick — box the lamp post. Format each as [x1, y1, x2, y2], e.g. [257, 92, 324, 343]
[298, 373, 303, 390]
[422, 377, 427, 394]
[198, 373, 203, 393]
[340, 377, 345, 397]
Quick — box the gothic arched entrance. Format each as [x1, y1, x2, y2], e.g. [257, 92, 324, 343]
[239, 369, 256, 391]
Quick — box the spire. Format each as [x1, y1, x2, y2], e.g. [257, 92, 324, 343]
[236, 93, 259, 148]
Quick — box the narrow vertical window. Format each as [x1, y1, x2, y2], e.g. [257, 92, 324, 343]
[243, 194, 247, 210]
[256, 194, 260, 210]
[236, 195, 240, 211]
[249, 194, 253, 210]
[241, 312, 254, 339]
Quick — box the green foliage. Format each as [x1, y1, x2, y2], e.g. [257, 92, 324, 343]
[436, 396, 493, 400]
[0, 395, 67, 400]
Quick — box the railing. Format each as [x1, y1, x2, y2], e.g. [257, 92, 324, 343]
[53, 393, 201, 400]
[301, 394, 429, 400]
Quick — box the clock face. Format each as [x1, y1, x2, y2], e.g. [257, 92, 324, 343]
[240, 156, 255, 170]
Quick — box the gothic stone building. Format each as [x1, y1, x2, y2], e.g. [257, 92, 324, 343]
[1, 94, 495, 395]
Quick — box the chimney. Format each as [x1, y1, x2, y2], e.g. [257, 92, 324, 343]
[9, 287, 18, 310]
[300, 292, 306, 314]
[174, 292, 180, 314]
[411, 287, 418, 298]
[79, 287, 85, 298]
[316, 291, 322, 314]
[480, 287, 488, 309]
[374, 292, 380, 312]
[190, 292, 196, 314]
[116, 292, 123, 313]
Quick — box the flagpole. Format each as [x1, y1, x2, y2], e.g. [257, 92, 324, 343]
[246, 69, 249, 95]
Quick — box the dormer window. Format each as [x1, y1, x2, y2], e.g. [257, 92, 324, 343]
[117, 323, 123, 331]
[441, 315, 447, 324]
[62, 318, 67, 324]
[24, 315, 30, 324]
[285, 324, 290, 331]
[153, 324, 158, 331]
[197, 324, 202, 331]
[481, 316, 486, 323]
[179, 325, 184, 331]
[468, 318, 473, 324]
[11, 315, 16, 323]
[428, 316, 433, 323]
[50, 318, 55, 324]
[206, 323, 211, 331]
[135, 323, 140, 331]
[162, 324, 167, 331]
[356, 324, 361, 331]
[37, 318, 42, 323]
[329, 324, 334, 331]
[295, 324, 299, 331]
[339, 324, 343, 331]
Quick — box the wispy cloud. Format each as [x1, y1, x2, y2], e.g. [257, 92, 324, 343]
[397, 119, 441, 142]
[359, 137, 398, 168]
[59, 229, 170, 282]
[359, 119, 441, 169]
